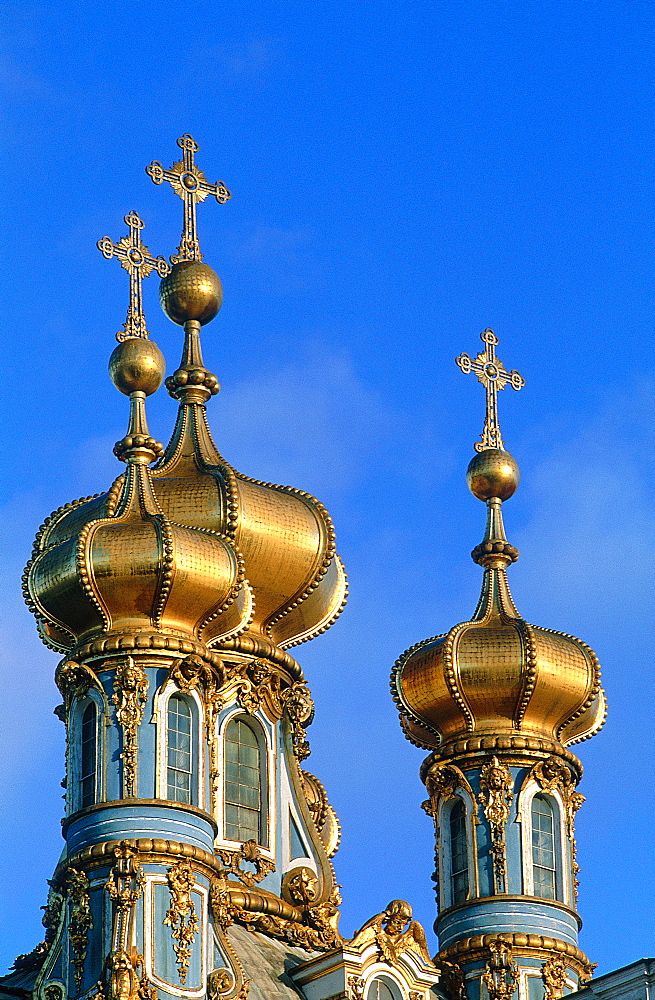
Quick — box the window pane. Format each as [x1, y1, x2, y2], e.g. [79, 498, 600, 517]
[532, 796, 556, 900]
[167, 696, 193, 805]
[80, 703, 96, 808]
[450, 800, 468, 904]
[224, 719, 262, 843]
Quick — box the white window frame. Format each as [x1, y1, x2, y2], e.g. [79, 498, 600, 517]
[69, 689, 106, 813]
[154, 682, 205, 810]
[216, 707, 274, 855]
[517, 779, 570, 905]
[438, 788, 477, 910]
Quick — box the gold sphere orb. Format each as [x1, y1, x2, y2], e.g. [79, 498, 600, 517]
[159, 260, 223, 326]
[466, 448, 520, 501]
[109, 338, 166, 396]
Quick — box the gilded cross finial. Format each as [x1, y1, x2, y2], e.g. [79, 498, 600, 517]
[97, 212, 170, 342]
[146, 134, 231, 264]
[456, 329, 525, 452]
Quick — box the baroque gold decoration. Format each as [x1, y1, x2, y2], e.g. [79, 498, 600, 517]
[531, 758, 585, 840]
[164, 860, 199, 984]
[212, 874, 342, 952]
[146, 134, 231, 263]
[281, 867, 319, 907]
[350, 900, 433, 965]
[217, 840, 276, 888]
[43, 985, 66, 1000]
[347, 978, 365, 1000]
[438, 959, 466, 1000]
[282, 682, 314, 760]
[67, 867, 93, 992]
[105, 842, 146, 954]
[55, 660, 103, 711]
[542, 957, 569, 1000]
[482, 937, 519, 1000]
[97, 212, 170, 341]
[456, 329, 524, 453]
[112, 659, 148, 798]
[478, 758, 513, 894]
[571, 841, 581, 905]
[108, 950, 138, 1000]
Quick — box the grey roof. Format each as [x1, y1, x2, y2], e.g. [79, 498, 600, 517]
[227, 924, 319, 1000]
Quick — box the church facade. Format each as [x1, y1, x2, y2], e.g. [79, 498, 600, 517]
[1, 136, 648, 1000]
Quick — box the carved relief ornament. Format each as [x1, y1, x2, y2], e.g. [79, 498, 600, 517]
[164, 860, 199, 985]
[216, 840, 276, 888]
[478, 757, 513, 894]
[482, 937, 519, 1000]
[542, 957, 569, 1000]
[67, 868, 93, 992]
[349, 899, 433, 965]
[531, 757, 585, 839]
[112, 658, 148, 797]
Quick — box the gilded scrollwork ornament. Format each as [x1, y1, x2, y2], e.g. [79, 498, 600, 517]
[164, 860, 199, 985]
[347, 978, 365, 1000]
[67, 868, 93, 992]
[282, 682, 314, 760]
[531, 757, 585, 839]
[55, 660, 103, 712]
[482, 937, 519, 1000]
[542, 957, 569, 1000]
[478, 757, 513, 893]
[105, 842, 146, 953]
[217, 840, 276, 887]
[112, 658, 148, 797]
[438, 959, 466, 1000]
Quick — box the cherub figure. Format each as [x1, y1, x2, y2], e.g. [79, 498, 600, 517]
[350, 899, 432, 964]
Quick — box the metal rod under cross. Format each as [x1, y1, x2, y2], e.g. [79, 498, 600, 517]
[455, 329, 525, 452]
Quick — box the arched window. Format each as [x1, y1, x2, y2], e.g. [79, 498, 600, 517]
[450, 799, 469, 904]
[224, 718, 263, 844]
[167, 695, 193, 804]
[367, 977, 403, 1000]
[532, 794, 557, 899]
[80, 702, 97, 808]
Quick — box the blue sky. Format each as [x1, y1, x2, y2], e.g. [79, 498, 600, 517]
[1, 0, 653, 976]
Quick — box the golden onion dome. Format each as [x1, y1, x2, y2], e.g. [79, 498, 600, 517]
[392, 452, 606, 753]
[24, 336, 249, 654]
[24, 258, 347, 663]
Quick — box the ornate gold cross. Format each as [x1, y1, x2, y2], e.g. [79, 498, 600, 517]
[97, 211, 170, 341]
[146, 133, 231, 264]
[456, 329, 525, 452]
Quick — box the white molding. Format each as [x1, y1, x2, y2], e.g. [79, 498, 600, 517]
[438, 788, 477, 909]
[517, 779, 571, 905]
[216, 707, 275, 855]
[153, 681, 206, 810]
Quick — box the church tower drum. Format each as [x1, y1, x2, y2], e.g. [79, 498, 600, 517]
[391, 330, 606, 1000]
[21, 137, 347, 1000]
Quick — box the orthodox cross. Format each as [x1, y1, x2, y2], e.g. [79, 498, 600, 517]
[97, 211, 170, 341]
[146, 133, 231, 264]
[456, 329, 525, 452]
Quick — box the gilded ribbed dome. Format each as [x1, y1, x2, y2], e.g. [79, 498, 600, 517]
[24, 338, 248, 654]
[392, 471, 606, 754]
[24, 267, 347, 661]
